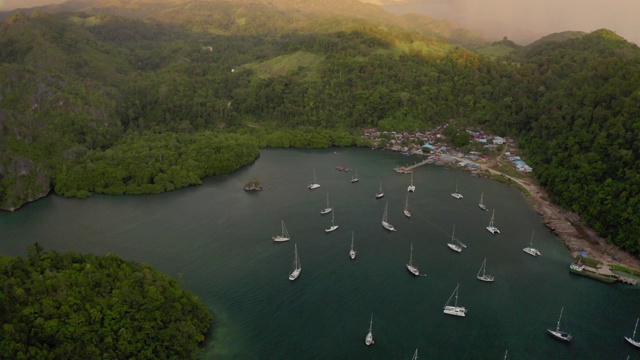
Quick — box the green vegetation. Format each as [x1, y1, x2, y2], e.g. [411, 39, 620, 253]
[0, 244, 212, 359]
[579, 257, 603, 268]
[0, 1, 639, 256]
[609, 264, 640, 276]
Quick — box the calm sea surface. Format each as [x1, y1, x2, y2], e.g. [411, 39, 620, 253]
[1, 148, 639, 359]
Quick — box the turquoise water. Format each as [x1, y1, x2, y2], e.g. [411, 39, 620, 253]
[1, 148, 639, 359]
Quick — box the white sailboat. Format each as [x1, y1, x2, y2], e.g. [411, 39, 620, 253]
[443, 283, 466, 317]
[272, 220, 291, 242]
[478, 192, 488, 211]
[320, 193, 332, 215]
[547, 307, 572, 342]
[403, 194, 412, 218]
[447, 225, 462, 253]
[407, 171, 416, 192]
[624, 318, 640, 348]
[349, 231, 357, 260]
[308, 169, 321, 190]
[325, 211, 339, 233]
[523, 230, 542, 256]
[411, 349, 418, 360]
[486, 209, 501, 234]
[406, 242, 419, 276]
[381, 202, 396, 231]
[375, 180, 384, 199]
[288, 244, 301, 281]
[365, 314, 375, 346]
[351, 169, 360, 183]
[476, 258, 495, 282]
[451, 179, 463, 199]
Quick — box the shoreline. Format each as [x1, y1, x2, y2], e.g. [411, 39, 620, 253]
[396, 149, 640, 274]
[478, 163, 640, 273]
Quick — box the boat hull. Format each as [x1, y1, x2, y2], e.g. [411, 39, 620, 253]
[381, 222, 396, 232]
[407, 264, 419, 276]
[289, 269, 301, 281]
[308, 183, 321, 190]
[523, 247, 541, 256]
[443, 306, 466, 317]
[625, 336, 640, 348]
[320, 208, 332, 215]
[325, 225, 339, 233]
[447, 243, 462, 252]
[375, 193, 384, 199]
[477, 275, 495, 282]
[407, 186, 415, 192]
[486, 226, 500, 234]
[547, 329, 572, 342]
[404, 210, 411, 218]
[272, 236, 290, 242]
[451, 193, 463, 199]
[569, 267, 616, 283]
[365, 333, 374, 346]
[349, 250, 356, 260]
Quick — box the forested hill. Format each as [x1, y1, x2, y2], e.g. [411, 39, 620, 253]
[0, 2, 639, 255]
[0, 245, 212, 358]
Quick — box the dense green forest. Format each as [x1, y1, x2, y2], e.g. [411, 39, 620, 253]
[0, 0, 639, 256]
[0, 244, 212, 359]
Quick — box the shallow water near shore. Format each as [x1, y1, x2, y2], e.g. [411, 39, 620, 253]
[1, 148, 639, 359]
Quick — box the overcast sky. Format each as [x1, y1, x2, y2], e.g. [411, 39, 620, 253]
[2, 0, 639, 45]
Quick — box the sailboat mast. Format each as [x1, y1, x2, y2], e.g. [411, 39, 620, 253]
[557, 307, 564, 332]
[633, 318, 639, 339]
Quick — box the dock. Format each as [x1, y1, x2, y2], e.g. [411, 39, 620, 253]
[394, 156, 435, 173]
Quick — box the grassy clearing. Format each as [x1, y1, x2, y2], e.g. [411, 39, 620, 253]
[609, 264, 640, 276]
[579, 257, 603, 268]
[242, 51, 324, 80]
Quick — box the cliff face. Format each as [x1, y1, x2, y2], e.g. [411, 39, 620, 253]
[0, 154, 50, 211]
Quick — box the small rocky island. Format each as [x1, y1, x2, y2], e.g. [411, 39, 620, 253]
[243, 177, 263, 191]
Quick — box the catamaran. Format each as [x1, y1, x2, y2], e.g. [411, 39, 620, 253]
[381, 202, 396, 231]
[476, 258, 495, 282]
[443, 283, 466, 317]
[406, 242, 419, 276]
[288, 244, 301, 281]
[308, 169, 321, 190]
[272, 220, 291, 242]
[365, 314, 375, 346]
[523, 230, 542, 256]
[625, 318, 640, 348]
[325, 211, 339, 233]
[486, 209, 500, 234]
[447, 225, 462, 253]
[478, 192, 488, 211]
[320, 193, 332, 215]
[349, 231, 357, 260]
[451, 179, 463, 199]
[407, 171, 416, 192]
[403, 194, 412, 218]
[547, 307, 572, 342]
[351, 169, 360, 183]
[375, 180, 384, 199]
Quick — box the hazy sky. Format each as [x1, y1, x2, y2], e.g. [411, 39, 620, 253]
[372, 0, 640, 45]
[2, 0, 639, 45]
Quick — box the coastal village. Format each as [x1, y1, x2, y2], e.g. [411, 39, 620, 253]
[361, 125, 534, 173]
[359, 126, 638, 286]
